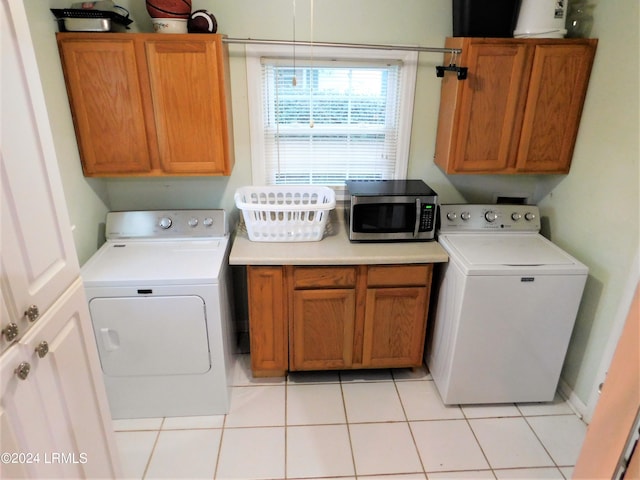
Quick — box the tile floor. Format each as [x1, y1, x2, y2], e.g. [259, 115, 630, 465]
[113, 354, 586, 480]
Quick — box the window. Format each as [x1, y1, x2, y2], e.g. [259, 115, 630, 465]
[246, 44, 418, 189]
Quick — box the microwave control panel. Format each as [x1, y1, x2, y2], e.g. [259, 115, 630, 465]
[419, 204, 435, 231]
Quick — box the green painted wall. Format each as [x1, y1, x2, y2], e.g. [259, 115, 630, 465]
[538, 0, 640, 405]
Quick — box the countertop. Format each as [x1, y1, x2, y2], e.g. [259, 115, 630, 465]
[229, 209, 449, 266]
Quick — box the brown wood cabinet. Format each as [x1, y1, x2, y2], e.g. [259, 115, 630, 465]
[247, 266, 288, 377]
[434, 37, 597, 174]
[56, 33, 234, 177]
[246, 264, 433, 377]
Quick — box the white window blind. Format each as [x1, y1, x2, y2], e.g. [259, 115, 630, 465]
[246, 45, 417, 187]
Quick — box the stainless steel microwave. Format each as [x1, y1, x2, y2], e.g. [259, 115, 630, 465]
[345, 180, 438, 242]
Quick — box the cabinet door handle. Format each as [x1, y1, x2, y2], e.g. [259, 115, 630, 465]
[2, 322, 19, 342]
[24, 305, 39, 322]
[35, 341, 49, 358]
[14, 362, 31, 380]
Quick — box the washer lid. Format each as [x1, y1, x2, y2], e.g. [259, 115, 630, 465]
[439, 233, 588, 275]
[81, 238, 229, 287]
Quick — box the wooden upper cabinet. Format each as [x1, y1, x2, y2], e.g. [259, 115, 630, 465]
[515, 43, 597, 173]
[56, 33, 234, 177]
[56, 38, 152, 175]
[434, 37, 597, 174]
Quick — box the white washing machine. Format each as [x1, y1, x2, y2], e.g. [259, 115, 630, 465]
[81, 210, 234, 419]
[427, 204, 588, 405]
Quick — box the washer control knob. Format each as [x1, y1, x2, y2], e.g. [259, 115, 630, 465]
[524, 212, 537, 221]
[446, 212, 457, 221]
[460, 211, 471, 221]
[203, 217, 214, 227]
[159, 217, 172, 229]
[484, 211, 498, 223]
[188, 217, 199, 228]
[511, 212, 522, 221]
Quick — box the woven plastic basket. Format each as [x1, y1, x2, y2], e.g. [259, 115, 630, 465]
[234, 186, 336, 242]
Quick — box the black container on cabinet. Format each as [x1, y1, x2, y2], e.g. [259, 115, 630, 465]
[453, 0, 522, 37]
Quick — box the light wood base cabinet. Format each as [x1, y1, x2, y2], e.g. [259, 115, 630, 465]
[247, 267, 288, 377]
[434, 37, 597, 174]
[247, 264, 433, 376]
[56, 33, 234, 177]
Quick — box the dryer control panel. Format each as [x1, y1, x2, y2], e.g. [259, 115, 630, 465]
[439, 204, 541, 233]
[105, 210, 228, 239]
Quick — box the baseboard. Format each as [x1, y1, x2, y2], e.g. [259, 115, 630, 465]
[558, 377, 589, 422]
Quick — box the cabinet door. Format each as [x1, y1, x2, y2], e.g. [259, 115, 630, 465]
[516, 43, 597, 173]
[247, 266, 288, 376]
[57, 37, 153, 175]
[0, 281, 120, 479]
[2, 4, 80, 347]
[145, 37, 233, 175]
[291, 289, 355, 371]
[436, 39, 532, 173]
[362, 287, 427, 368]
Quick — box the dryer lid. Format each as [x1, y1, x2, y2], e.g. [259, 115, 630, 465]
[81, 238, 229, 287]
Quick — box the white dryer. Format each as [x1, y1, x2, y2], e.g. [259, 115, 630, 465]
[427, 204, 588, 405]
[81, 210, 234, 419]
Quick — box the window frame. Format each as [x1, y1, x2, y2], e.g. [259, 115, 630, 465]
[245, 43, 418, 192]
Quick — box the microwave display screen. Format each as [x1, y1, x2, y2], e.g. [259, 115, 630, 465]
[352, 203, 416, 233]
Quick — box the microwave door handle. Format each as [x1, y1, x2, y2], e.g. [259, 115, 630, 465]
[413, 199, 421, 238]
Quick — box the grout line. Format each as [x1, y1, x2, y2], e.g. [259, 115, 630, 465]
[212, 410, 228, 479]
[521, 414, 562, 471]
[140, 420, 163, 480]
[462, 412, 494, 476]
[393, 377, 428, 477]
[339, 377, 359, 478]
[284, 377, 288, 479]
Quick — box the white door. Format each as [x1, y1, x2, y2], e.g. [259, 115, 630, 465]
[0, 1, 121, 477]
[1, 0, 80, 336]
[89, 295, 212, 376]
[0, 281, 120, 478]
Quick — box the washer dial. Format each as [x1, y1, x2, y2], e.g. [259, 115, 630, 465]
[158, 217, 172, 229]
[484, 211, 498, 223]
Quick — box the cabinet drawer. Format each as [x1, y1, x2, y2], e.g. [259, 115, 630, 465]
[293, 267, 357, 289]
[367, 265, 431, 287]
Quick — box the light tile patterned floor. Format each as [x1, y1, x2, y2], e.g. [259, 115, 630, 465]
[113, 354, 586, 479]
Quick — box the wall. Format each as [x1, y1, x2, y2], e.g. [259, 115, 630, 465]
[538, 0, 640, 407]
[23, 0, 639, 410]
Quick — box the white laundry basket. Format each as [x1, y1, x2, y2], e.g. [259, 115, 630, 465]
[234, 186, 336, 242]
